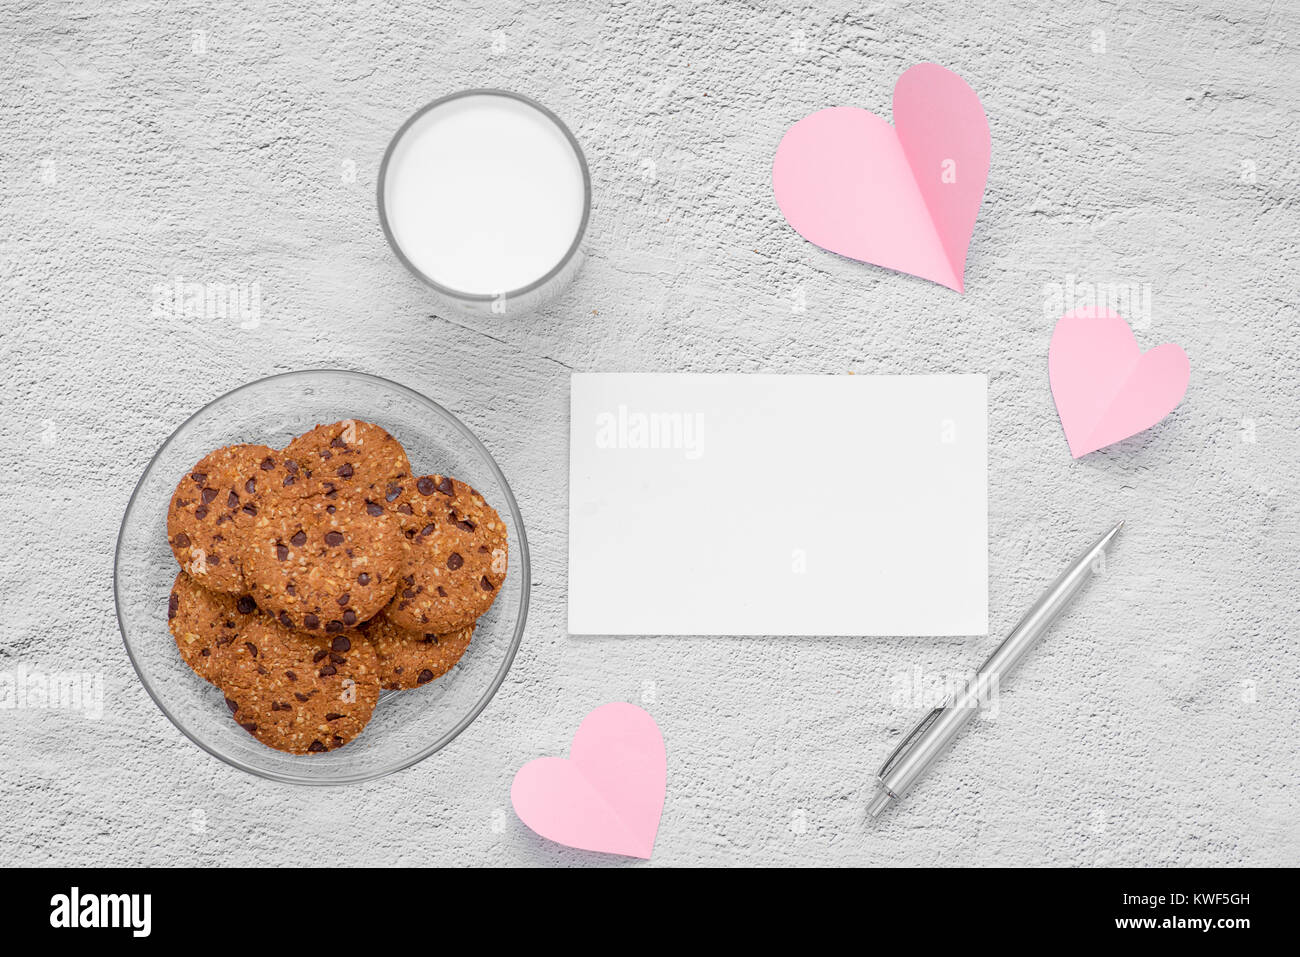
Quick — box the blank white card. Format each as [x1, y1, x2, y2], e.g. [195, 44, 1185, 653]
[568, 373, 988, 636]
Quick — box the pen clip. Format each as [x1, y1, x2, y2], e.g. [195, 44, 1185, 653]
[877, 706, 944, 781]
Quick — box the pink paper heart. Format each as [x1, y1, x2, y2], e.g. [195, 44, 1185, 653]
[511, 703, 666, 859]
[772, 62, 990, 292]
[1049, 308, 1190, 458]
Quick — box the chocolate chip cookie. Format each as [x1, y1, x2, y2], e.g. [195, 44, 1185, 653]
[243, 490, 404, 632]
[384, 475, 508, 633]
[167, 570, 260, 685]
[281, 420, 412, 499]
[216, 615, 381, 754]
[362, 611, 474, 690]
[167, 444, 277, 592]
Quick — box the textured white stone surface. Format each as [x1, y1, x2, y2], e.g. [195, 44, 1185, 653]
[1, 0, 1296, 867]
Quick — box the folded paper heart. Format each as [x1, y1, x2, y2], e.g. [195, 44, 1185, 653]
[772, 62, 990, 292]
[1049, 308, 1190, 458]
[511, 702, 666, 859]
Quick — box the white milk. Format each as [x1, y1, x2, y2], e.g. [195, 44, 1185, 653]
[381, 92, 588, 298]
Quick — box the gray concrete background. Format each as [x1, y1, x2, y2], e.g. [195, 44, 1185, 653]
[1, 0, 1297, 866]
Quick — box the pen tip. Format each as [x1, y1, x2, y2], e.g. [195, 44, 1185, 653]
[867, 790, 893, 819]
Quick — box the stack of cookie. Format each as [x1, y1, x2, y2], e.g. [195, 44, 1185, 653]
[165, 420, 508, 754]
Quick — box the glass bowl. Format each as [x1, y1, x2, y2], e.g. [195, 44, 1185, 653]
[114, 369, 529, 785]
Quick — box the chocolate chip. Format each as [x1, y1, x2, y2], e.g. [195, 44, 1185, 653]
[330, 436, 347, 448]
[385, 485, 402, 502]
[333, 735, 344, 747]
[319, 665, 337, 677]
[447, 552, 464, 570]
[357, 573, 371, 586]
[437, 476, 454, 495]
[326, 713, 344, 721]
[455, 518, 476, 532]
[417, 669, 435, 685]
[208, 555, 221, 566]
[326, 505, 336, 514]
[303, 613, 320, 629]
[420, 523, 436, 538]
[308, 740, 326, 752]
[276, 543, 289, 561]
[329, 652, 346, 664]
[226, 490, 239, 508]
[313, 650, 328, 663]
[200, 487, 218, 505]
[245, 477, 256, 495]
[404, 575, 415, 585]
[168, 593, 179, 618]
[481, 576, 494, 591]
[237, 596, 256, 614]
[397, 503, 413, 515]
[172, 532, 191, 549]
[285, 459, 299, 473]
[225, 697, 239, 713]
[417, 477, 436, 495]
[260, 456, 275, 470]
[337, 463, 354, 478]
[242, 504, 258, 516]
[295, 692, 310, 702]
[200, 648, 210, 657]
[436, 586, 447, 597]
[194, 505, 208, 520]
[285, 670, 297, 681]
[402, 588, 415, 599]
[325, 620, 344, 633]
[324, 531, 344, 546]
[240, 722, 258, 733]
[286, 584, 296, 595]
[332, 635, 351, 652]
[365, 502, 383, 516]
[336, 593, 350, 607]
[278, 611, 293, 628]
[342, 609, 357, 626]
[190, 472, 207, 484]
[282, 476, 295, 488]
[244, 641, 258, 657]
[290, 530, 307, 547]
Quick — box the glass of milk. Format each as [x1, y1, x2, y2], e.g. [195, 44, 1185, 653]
[378, 90, 591, 317]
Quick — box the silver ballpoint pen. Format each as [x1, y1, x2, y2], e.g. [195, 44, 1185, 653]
[867, 520, 1125, 819]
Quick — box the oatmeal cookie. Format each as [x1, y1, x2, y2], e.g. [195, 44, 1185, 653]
[280, 420, 412, 499]
[215, 615, 381, 754]
[361, 611, 474, 690]
[167, 570, 260, 685]
[385, 475, 508, 633]
[167, 444, 277, 592]
[243, 490, 404, 631]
